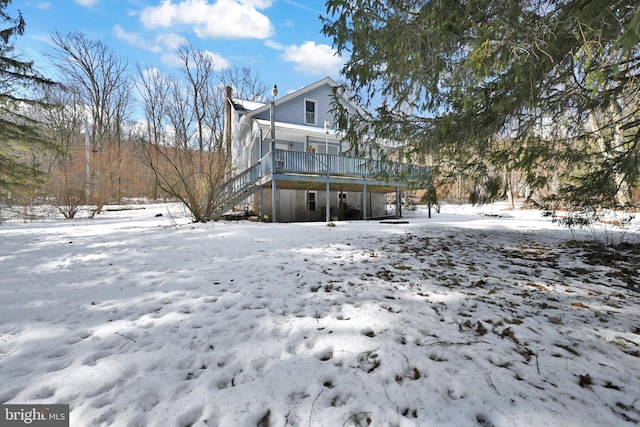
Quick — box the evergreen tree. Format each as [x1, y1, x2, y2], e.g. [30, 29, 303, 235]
[0, 0, 55, 200]
[322, 0, 640, 208]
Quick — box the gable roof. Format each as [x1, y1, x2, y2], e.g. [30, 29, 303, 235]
[234, 76, 366, 118]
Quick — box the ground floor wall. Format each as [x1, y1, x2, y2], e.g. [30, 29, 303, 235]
[249, 188, 389, 222]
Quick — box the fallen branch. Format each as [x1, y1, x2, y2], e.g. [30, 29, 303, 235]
[308, 389, 324, 427]
[343, 412, 372, 426]
[536, 349, 544, 375]
[485, 374, 500, 395]
[115, 332, 136, 343]
[425, 340, 487, 348]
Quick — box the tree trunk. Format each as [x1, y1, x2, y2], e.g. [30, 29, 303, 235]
[504, 166, 515, 210]
[588, 108, 632, 206]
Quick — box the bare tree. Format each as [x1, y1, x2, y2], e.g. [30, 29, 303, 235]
[221, 66, 269, 102]
[42, 84, 85, 163]
[136, 66, 168, 147]
[47, 31, 133, 210]
[136, 44, 228, 222]
[39, 84, 86, 217]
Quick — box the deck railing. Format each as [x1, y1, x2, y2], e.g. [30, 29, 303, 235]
[215, 162, 262, 203]
[269, 149, 430, 182]
[213, 149, 430, 218]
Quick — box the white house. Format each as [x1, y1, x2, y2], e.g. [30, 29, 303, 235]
[219, 77, 429, 222]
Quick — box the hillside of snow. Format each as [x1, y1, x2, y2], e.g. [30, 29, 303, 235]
[1, 203, 639, 426]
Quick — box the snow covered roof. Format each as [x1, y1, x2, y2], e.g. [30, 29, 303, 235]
[231, 98, 265, 113]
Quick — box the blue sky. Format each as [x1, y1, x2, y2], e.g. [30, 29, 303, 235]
[12, 0, 345, 95]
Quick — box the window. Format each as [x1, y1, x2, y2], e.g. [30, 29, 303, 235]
[304, 99, 317, 125]
[308, 191, 316, 211]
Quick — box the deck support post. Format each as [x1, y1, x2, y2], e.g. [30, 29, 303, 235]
[326, 179, 330, 222]
[363, 174, 367, 220]
[270, 85, 277, 223]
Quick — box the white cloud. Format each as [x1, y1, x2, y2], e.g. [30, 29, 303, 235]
[140, 0, 274, 40]
[113, 23, 227, 72]
[156, 33, 188, 50]
[264, 40, 284, 50]
[113, 26, 194, 59]
[113, 25, 162, 52]
[140, 67, 164, 81]
[203, 50, 231, 70]
[240, 0, 272, 7]
[140, 0, 180, 27]
[160, 53, 184, 67]
[34, 1, 51, 10]
[281, 41, 343, 77]
[160, 50, 230, 71]
[74, 0, 98, 6]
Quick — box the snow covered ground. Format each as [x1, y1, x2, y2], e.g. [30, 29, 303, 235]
[1, 202, 639, 427]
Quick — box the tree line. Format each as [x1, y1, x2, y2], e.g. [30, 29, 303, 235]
[2, 0, 639, 223]
[0, 1, 267, 222]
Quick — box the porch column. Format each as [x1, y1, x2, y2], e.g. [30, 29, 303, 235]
[270, 84, 277, 223]
[259, 129, 263, 220]
[325, 119, 330, 222]
[225, 86, 233, 180]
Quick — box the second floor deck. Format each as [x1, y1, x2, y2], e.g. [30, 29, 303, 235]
[260, 149, 430, 190]
[215, 148, 431, 218]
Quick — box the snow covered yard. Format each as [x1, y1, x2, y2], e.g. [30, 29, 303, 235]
[1, 203, 639, 427]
